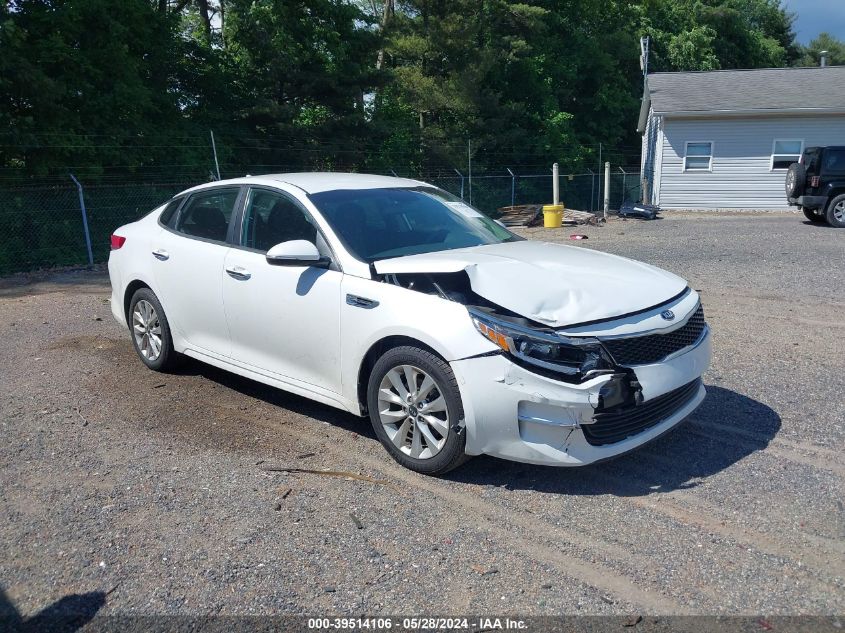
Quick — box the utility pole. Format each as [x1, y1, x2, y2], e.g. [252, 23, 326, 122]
[640, 36, 650, 78]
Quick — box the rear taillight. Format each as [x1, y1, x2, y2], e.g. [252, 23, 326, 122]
[810, 176, 820, 188]
[110, 234, 126, 250]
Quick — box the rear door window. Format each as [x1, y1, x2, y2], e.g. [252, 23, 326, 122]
[174, 188, 240, 242]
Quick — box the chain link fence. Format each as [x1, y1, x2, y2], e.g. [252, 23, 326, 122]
[427, 170, 642, 214]
[0, 169, 640, 276]
[0, 181, 194, 274]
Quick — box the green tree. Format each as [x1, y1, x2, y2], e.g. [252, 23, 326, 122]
[795, 32, 845, 67]
[0, 0, 190, 176]
[637, 0, 798, 71]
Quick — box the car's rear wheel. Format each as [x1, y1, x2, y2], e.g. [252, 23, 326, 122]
[129, 287, 179, 371]
[826, 194, 845, 228]
[802, 207, 826, 223]
[367, 346, 469, 475]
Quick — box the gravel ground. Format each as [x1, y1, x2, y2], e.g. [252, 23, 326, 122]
[1, 210, 843, 621]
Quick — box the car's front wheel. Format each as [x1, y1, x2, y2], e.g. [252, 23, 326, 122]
[826, 194, 845, 228]
[128, 287, 179, 372]
[802, 207, 827, 223]
[367, 346, 469, 475]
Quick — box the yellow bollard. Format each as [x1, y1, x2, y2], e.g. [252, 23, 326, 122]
[542, 204, 564, 228]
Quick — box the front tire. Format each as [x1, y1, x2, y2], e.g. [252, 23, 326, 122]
[826, 194, 845, 228]
[367, 346, 469, 475]
[128, 287, 179, 372]
[802, 207, 826, 223]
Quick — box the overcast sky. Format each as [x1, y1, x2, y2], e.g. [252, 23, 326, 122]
[782, 0, 845, 44]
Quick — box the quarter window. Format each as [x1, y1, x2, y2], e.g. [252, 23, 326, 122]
[771, 139, 803, 170]
[240, 189, 317, 252]
[174, 188, 239, 242]
[159, 198, 183, 228]
[684, 142, 713, 171]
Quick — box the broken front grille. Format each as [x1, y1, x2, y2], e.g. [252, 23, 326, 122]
[582, 379, 702, 446]
[601, 304, 706, 365]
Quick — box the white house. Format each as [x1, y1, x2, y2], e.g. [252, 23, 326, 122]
[638, 66, 845, 209]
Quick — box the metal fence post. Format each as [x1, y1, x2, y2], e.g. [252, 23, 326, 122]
[454, 169, 465, 200]
[619, 166, 627, 206]
[69, 174, 94, 266]
[210, 130, 221, 181]
[467, 139, 472, 205]
[507, 168, 515, 207]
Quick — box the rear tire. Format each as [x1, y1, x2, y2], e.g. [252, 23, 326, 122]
[802, 207, 826, 223]
[826, 194, 845, 228]
[128, 288, 179, 372]
[366, 346, 469, 475]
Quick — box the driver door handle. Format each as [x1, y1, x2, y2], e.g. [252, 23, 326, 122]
[225, 265, 251, 280]
[152, 249, 169, 261]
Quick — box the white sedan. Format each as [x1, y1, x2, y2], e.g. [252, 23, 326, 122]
[108, 173, 711, 474]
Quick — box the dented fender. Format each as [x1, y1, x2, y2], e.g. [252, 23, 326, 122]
[339, 274, 498, 410]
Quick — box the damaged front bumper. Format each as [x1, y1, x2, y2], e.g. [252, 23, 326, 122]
[451, 327, 711, 466]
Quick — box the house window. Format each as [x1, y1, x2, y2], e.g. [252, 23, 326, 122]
[771, 139, 803, 170]
[684, 142, 713, 171]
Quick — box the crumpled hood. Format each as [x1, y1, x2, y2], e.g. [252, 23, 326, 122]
[373, 241, 688, 327]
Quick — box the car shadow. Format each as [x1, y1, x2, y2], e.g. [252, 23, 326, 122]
[173, 357, 370, 436]
[175, 359, 779, 497]
[0, 585, 107, 633]
[445, 385, 781, 496]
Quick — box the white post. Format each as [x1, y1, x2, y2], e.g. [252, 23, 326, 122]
[552, 162, 559, 206]
[603, 161, 610, 219]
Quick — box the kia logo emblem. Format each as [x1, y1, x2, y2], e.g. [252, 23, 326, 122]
[660, 310, 675, 321]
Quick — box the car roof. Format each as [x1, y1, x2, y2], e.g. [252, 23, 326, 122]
[181, 172, 429, 195]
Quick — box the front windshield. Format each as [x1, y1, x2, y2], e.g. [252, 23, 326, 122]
[309, 187, 521, 262]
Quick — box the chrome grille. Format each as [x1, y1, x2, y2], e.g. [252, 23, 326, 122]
[582, 379, 702, 446]
[602, 304, 706, 365]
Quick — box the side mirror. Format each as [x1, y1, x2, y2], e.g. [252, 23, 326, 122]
[266, 240, 330, 268]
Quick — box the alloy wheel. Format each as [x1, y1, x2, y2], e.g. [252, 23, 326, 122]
[132, 299, 163, 361]
[377, 364, 449, 459]
[834, 201, 845, 223]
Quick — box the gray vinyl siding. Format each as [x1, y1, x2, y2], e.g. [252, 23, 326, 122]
[655, 115, 845, 209]
[641, 107, 658, 204]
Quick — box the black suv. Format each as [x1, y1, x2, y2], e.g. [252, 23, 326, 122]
[786, 146, 845, 227]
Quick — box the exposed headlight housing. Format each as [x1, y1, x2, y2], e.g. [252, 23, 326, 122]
[469, 308, 615, 382]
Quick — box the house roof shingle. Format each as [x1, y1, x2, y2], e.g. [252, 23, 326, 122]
[646, 66, 845, 114]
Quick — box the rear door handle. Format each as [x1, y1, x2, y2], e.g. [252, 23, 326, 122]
[152, 249, 169, 261]
[225, 265, 251, 280]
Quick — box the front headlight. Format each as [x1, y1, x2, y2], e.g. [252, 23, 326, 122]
[469, 308, 614, 382]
